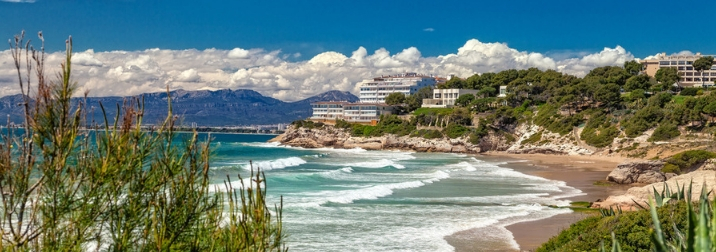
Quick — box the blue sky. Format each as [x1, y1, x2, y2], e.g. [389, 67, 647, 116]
[1, 0, 712, 58]
[0, 0, 713, 100]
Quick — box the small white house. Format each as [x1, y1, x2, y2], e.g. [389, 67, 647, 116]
[422, 88, 479, 108]
[498, 86, 507, 98]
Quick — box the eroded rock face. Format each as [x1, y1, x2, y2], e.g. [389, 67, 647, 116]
[276, 126, 486, 153]
[606, 161, 668, 184]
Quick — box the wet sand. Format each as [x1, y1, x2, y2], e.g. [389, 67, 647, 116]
[447, 153, 633, 252]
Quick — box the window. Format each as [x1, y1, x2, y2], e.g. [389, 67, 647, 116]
[686, 72, 693, 76]
[678, 66, 685, 70]
[659, 61, 670, 65]
[671, 61, 677, 65]
[687, 61, 693, 65]
[687, 67, 694, 70]
[678, 61, 686, 65]
[686, 78, 693, 81]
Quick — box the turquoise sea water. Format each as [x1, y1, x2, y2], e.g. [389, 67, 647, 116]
[207, 133, 581, 251]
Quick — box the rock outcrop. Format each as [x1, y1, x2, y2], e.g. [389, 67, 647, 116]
[593, 170, 716, 210]
[275, 126, 485, 153]
[606, 161, 674, 184]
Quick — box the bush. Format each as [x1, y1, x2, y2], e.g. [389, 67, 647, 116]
[537, 202, 688, 252]
[335, 119, 351, 129]
[410, 129, 443, 139]
[0, 32, 286, 251]
[648, 124, 681, 141]
[663, 149, 716, 174]
[521, 131, 543, 145]
[680, 87, 700, 96]
[443, 124, 469, 138]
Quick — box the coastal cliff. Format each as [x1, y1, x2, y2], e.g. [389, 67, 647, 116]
[273, 125, 485, 153]
[272, 123, 597, 155]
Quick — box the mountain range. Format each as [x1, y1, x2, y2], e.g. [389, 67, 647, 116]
[0, 89, 358, 126]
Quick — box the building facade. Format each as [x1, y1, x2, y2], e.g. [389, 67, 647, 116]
[358, 73, 437, 103]
[310, 102, 346, 121]
[641, 53, 716, 87]
[310, 101, 396, 124]
[422, 89, 479, 108]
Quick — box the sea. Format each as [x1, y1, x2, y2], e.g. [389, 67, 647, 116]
[206, 133, 582, 251]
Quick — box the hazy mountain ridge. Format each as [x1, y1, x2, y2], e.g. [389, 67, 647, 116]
[0, 89, 358, 126]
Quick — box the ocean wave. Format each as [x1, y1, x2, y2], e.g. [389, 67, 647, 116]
[325, 180, 426, 204]
[335, 158, 406, 169]
[423, 170, 450, 183]
[245, 157, 307, 171]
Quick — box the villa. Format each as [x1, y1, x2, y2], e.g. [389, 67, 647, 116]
[422, 88, 479, 108]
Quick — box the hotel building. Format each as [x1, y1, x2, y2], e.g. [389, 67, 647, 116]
[310, 73, 438, 124]
[641, 53, 716, 87]
[358, 73, 437, 103]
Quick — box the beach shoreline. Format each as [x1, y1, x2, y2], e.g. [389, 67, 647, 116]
[446, 153, 633, 252]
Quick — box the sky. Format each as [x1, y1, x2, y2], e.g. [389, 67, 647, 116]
[0, 0, 713, 101]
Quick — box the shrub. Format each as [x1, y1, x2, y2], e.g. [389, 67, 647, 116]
[521, 131, 543, 145]
[680, 87, 700, 96]
[648, 124, 681, 141]
[335, 119, 351, 129]
[443, 124, 469, 139]
[537, 202, 688, 252]
[0, 32, 286, 251]
[663, 149, 716, 174]
[410, 129, 443, 139]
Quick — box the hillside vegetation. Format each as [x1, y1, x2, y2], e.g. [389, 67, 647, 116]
[298, 61, 716, 154]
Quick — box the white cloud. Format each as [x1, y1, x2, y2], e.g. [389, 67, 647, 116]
[1, 0, 36, 3]
[227, 48, 250, 59]
[0, 38, 636, 101]
[423, 28, 435, 32]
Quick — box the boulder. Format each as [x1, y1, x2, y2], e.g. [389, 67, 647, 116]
[593, 170, 716, 210]
[606, 160, 668, 184]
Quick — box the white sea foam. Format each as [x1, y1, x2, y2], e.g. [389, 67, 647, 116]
[423, 170, 450, 183]
[245, 157, 306, 170]
[342, 158, 406, 169]
[241, 142, 282, 148]
[324, 180, 426, 204]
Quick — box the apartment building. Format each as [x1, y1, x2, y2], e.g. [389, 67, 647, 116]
[358, 73, 437, 103]
[642, 53, 716, 87]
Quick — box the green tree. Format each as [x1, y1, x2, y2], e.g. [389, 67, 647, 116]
[623, 60, 643, 75]
[693, 56, 714, 88]
[385, 92, 406, 105]
[455, 93, 475, 107]
[624, 74, 651, 92]
[703, 101, 716, 123]
[655, 67, 680, 87]
[594, 83, 622, 109]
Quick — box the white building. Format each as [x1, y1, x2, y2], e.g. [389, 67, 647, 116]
[358, 73, 437, 103]
[310, 101, 397, 125]
[422, 89, 479, 108]
[310, 102, 345, 121]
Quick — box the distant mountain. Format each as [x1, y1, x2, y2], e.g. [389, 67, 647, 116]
[0, 89, 359, 126]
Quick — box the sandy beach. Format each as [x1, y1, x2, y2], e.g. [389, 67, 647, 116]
[447, 153, 634, 252]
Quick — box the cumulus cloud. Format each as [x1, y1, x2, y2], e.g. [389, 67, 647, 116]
[0, 39, 635, 101]
[227, 48, 250, 59]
